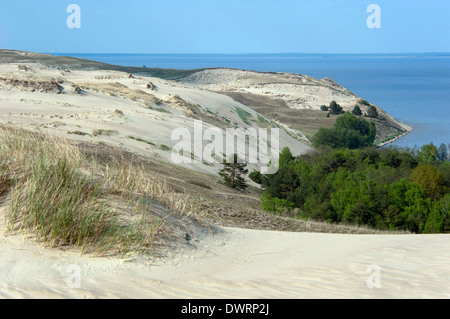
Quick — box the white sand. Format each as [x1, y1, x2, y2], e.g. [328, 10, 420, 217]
[1, 224, 449, 299]
[180, 68, 360, 110]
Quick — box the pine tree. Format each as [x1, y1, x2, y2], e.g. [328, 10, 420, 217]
[329, 101, 344, 115]
[219, 153, 249, 190]
[417, 143, 439, 164]
[438, 143, 448, 162]
[352, 105, 362, 116]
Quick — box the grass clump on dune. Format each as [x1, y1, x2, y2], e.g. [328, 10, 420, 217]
[0, 126, 164, 257]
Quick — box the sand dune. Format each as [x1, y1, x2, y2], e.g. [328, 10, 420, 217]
[181, 68, 362, 110]
[1, 224, 448, 299]
[0, 63, 310, 176]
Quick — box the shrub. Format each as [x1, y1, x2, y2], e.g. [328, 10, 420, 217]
[352, 105, 362, 116]
[329, 101, 344, 115]
[312, 112, 376, 149]
[367, 105, 378, 118]
[249, 170, 263, 184]
[260, 193, 295, 213]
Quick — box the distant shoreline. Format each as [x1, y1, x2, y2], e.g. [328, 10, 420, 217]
[377, 129, 413, 148]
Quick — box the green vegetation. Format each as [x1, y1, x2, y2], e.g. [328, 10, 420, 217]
[92, 129, 119, 137]
[256, 114, 271, 127]
[352, 105, 362, 116]
[127, 135, 156, 146]
[328, 101, 344, 115]
[0, 126, 200, 257]
[359, 99, 370, 106]
[367, 105, 379, 118]
[160, 144, 171, 151]
[312, 112, 376, 149]
[320, 105, 329, 112]
[259, 144, 450, 233]
[219, 153, 249, 190]
[234, 106, 253, 125]
[438, 143, 449, 162]
[249, 170, 264, 185]
[67, 130, 91, 136]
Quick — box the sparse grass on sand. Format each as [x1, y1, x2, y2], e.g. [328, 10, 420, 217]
[0, 125, 197, 257]
[92, 129, 119, 137]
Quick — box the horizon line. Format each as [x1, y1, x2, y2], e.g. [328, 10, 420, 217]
[44, 52, 450, 56]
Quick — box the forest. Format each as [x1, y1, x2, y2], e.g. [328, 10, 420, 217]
[251, 113, 450, 233]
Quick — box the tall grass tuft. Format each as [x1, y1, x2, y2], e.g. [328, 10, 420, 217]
[0, 126, 162, 257]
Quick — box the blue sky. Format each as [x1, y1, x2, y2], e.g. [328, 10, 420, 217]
[0, 0, 449, 54]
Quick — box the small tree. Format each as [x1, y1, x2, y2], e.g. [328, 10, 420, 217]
[417, 143, 439, 164]
[329, 101, 344, 115]
[438, 143, 448, 162]
[219, 153, 249, 190]
[367, 105, 378, 118]
[320, 105, 329, 112]
[279, 147, 294, 170]
[410, 164, 446, 200]
[352, 105, 362, 116]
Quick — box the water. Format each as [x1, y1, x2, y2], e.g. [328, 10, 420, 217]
[54, 53, 450, 149]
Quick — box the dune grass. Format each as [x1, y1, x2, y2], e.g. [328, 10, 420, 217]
[92, 129, 119, 137]
[0, 126, 195, 257]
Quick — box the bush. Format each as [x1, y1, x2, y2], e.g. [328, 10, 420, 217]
[329, 101, 344, 115]
[352, 105, 362, 116]
[249, 170, 263, 184]
[367, 105, 378, 118]
[312, 112, 376, 149]
[260, 193, 295, 213]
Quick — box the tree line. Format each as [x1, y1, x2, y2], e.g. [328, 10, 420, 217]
[246, 111, 449, 233]
[250, 144, 449, 233]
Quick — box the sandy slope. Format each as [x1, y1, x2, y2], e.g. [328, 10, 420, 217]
[181, 68, 360, 110]
[0, 63, 310, 176]
[1, 223, 449, 299]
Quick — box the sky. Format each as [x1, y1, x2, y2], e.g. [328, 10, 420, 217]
[0, 0, 449, 54]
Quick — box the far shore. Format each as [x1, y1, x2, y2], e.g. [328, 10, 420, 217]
[377, 128, 413, 148]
